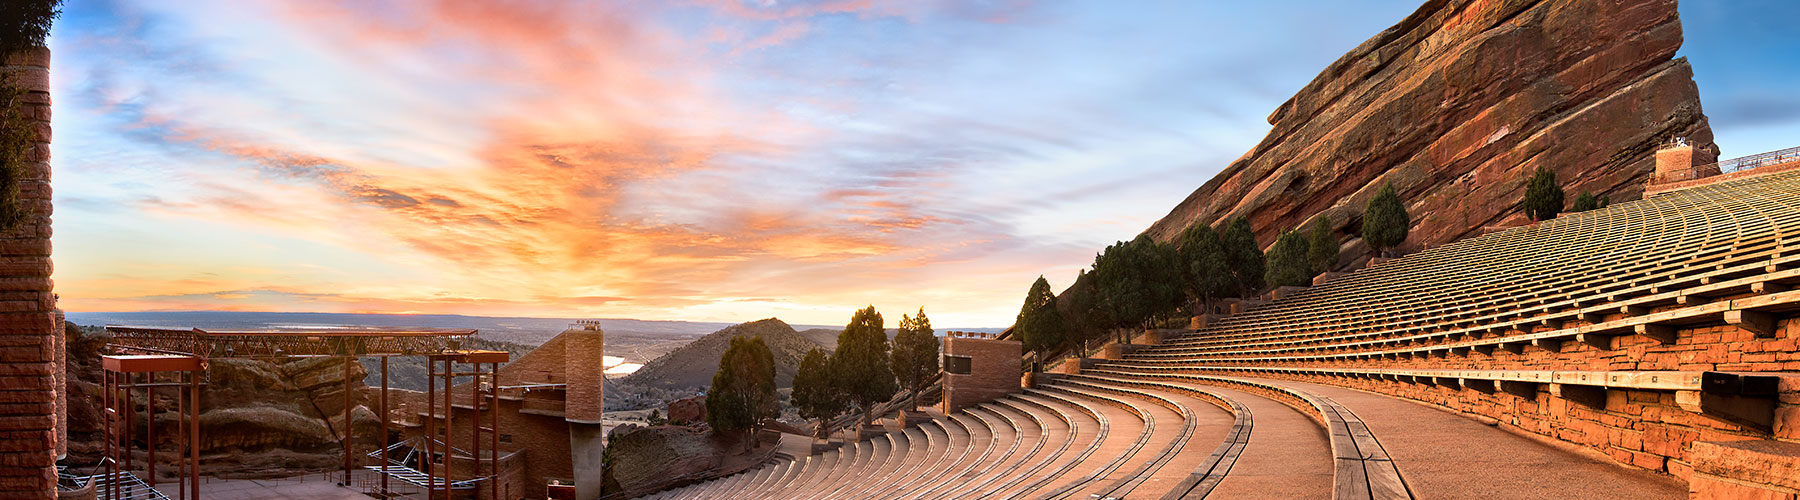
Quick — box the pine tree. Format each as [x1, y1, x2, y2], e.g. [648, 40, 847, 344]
[1306, 217, 1337, 276]
[1523, 165, 1564, 221]
[833, 306, 897, 426]
[1265, 229, 1313, 288]
[1015, 276, 1069, 358]
[1222, 216, 1265, 297]
[1362, 183, 1410, 257]
[792, 347, 846, 438]
[890, 307, 939, 411]
[706, 335, 778, 444]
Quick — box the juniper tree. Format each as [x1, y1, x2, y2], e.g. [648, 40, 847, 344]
[890, 307, 939, 411]
[1264, 229, 1313, 288]
[1306, 217, 1337, 276]
[706, 335, 777, 445]
[1221, 216, 1266, 297]
[1015, 276, 1068, 359]
[1523, 165, 1564, 221]
[833, 306, 897, 426]
[1571, 191, 1604, 212]
[792, 347, 846, 438]
[1179, 222, 1234, 313]
[1362, 183, 1410, 257]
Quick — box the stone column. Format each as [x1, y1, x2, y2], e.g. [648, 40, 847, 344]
[0, 46, 58, 499]
[563, 325, 605, 500]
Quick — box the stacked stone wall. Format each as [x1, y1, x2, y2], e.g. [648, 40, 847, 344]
[1177, 316, 1800, 487]
[0, 46, 56, 499]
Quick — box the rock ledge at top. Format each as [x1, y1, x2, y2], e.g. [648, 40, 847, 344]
[1142, 0, 1714, 266]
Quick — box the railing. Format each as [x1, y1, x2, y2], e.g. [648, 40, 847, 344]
[1655, 145, 1800, 184]
[1716, 145, 1800, 174]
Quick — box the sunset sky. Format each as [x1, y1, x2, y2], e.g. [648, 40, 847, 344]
[48, 1, 1800, 327]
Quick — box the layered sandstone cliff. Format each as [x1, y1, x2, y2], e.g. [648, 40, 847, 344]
[1143, 0, 1715, 265]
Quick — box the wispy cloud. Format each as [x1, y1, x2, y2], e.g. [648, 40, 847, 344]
[50, 0, 1792, 325]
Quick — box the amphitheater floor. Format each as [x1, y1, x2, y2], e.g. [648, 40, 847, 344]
[1256, 378, 1687, 500]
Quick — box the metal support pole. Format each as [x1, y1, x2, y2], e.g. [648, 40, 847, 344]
[103, 370, 113, 500]
[124, 372, 133, 476]
[381, 356, 389, 497]
[490, 361, 500, 500]
[471, 362, 480, 495]
[176, 372, 184, 500]
[343, 356, 353, 485]
[188, 371, 200, 500]
[147, 371, 156, 487]
[443, 357, 453, 500]
[426, 357, 437, 500]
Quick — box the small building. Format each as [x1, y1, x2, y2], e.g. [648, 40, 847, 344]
[939, 331, 1023, 413]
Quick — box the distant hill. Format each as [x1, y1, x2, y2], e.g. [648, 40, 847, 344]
[621, 318, 824, 390]
[62, 311, 731, 347]
[797, 328, 840, 351]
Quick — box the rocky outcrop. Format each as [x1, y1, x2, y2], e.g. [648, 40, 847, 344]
[1142, 0, 1714, 266]
[602, 425, 724, 495]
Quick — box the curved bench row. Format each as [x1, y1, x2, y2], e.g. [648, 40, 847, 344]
[1141, 170, 1800, 360]
[1083, 368, 1414, 500]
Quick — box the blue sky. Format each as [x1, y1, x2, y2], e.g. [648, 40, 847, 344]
[45, 1, 1800, 326]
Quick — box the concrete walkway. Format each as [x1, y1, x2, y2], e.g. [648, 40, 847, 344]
[1200, 385, 1335, 499]
[1262, 379, 1687, 500]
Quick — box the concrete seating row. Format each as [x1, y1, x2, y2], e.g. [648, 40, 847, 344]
[1139, 170, 1800, 360]
[647, 378, 1271, 500]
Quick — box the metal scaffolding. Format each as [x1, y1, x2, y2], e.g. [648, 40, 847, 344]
[100, 326, 509, 500]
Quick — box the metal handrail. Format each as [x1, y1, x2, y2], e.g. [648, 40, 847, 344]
[1659, 145, 1800, 184]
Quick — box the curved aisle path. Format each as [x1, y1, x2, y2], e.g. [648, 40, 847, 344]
[1067, 377, 1238, 496]
[1186, 384, 1335, 499]
[1260, 378, 1686, 500]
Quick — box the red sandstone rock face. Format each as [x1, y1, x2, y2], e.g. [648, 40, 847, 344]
[1141, 0, 1715, 266]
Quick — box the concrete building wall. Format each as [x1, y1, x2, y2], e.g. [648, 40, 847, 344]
[0, 46, 58, 499]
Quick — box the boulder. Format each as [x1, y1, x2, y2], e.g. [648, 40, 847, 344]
[668, 395, 706, 425]
[602, 425, 725, 495]
[1140, 0, 1714, 267]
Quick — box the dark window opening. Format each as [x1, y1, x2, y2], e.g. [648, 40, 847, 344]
[945, 355, 973, 375]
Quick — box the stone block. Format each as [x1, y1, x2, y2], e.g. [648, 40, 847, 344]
[1690, 440, 1800, 491]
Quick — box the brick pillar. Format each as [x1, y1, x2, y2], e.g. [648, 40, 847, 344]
[562, 324, 604, 500]
[0, 46, 58, 499]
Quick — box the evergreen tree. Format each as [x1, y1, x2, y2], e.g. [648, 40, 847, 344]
[1362, 183, 1410, 257]
[890, 307, 939, 411]
[1093, 235, 1186, 332]
[832, 306, 897, 426]
[1265, 229, 1313, 288]
[1523, 165, 1564, 221]
[1306, 217, 1337, 276]
[1091, 241, 1136, 330]
[791, 347, 846, 438]
[1221, 216, 1266, 297]
[1571, 191, 1602, 212]
[1062, 269, 1108, 346]
[1015, 276, 1069, 358]
[1178, 222, 1234, 312]
[706, 335, 778, 444]
[1139, 236, 1186, 329]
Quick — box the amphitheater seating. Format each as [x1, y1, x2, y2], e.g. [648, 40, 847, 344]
[636, 171, 1800, 499]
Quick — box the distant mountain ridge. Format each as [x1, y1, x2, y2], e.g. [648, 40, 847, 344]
[622, 318, 825, 390]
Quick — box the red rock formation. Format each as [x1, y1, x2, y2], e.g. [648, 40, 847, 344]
[1142, 0, 1715, 267]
